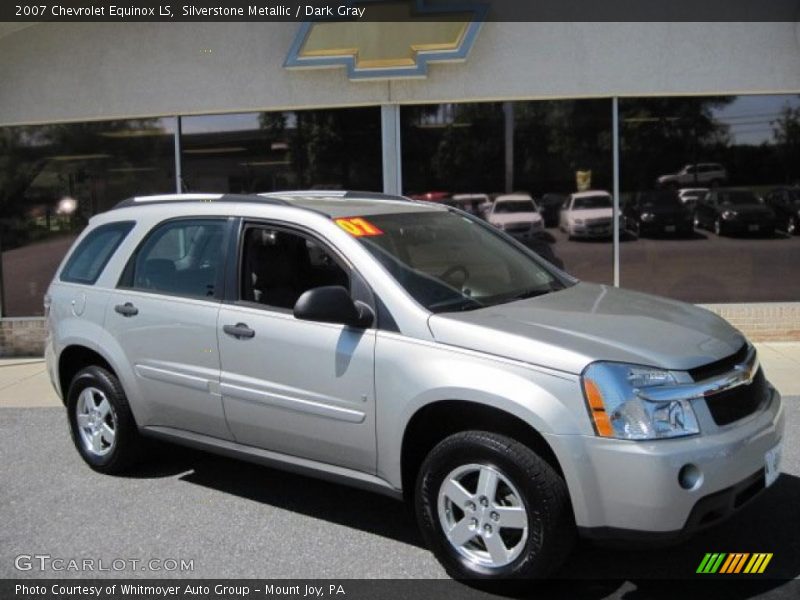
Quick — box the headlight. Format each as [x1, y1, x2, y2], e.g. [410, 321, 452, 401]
[722, 210, 737, 220]
[581, 362, 700, 440]
[641, 212, 655, 222]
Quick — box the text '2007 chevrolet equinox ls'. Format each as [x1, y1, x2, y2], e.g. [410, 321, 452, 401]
[45, 191, 784, 579]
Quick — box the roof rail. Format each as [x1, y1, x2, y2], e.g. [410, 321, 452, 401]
[261, 190, 413, 203]
[111, 190, 413, 211]
[112, 193, 291, 210]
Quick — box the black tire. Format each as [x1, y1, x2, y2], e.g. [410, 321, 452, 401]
[415, 431, 574, 580]
[66, 365, 145, 474]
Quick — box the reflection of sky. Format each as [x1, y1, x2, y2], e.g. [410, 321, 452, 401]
[181, 112, 297, 134]
[712, 94, 800, 145]
[177, 95, 800, 144]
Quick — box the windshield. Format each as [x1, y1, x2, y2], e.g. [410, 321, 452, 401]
[719, 191, 759, 206]
[573, 195, 611, 210]
[346, 211, 567, 313]
[494, 200, 537, 213]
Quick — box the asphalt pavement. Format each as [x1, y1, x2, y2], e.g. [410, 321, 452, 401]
[540, 227, 800, 304]
[1, 397, 798, 595]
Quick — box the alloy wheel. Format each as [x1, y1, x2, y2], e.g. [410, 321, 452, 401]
[75, 386, 117, 457]
[437, 464, 529, 569]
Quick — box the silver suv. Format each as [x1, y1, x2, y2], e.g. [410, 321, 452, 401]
[45, 191, 784, 579]
[657, 163, 728, 188]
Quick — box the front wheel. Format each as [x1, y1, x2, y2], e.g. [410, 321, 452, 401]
[415, 431, 574, 579]
[67, 366, 146, 474]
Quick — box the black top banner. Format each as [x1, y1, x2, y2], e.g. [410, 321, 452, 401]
[1, 0, 799, 22]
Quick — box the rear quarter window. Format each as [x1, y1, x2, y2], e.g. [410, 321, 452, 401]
[60, 221, 135, 285]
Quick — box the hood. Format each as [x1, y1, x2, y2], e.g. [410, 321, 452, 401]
[568, 208, 612, 221]
[490, 212, 542, 226]
[428, 283, 745, 375]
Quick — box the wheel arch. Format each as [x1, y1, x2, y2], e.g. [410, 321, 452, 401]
[400, 399, 566, 503]
[58, 344, 116, 405]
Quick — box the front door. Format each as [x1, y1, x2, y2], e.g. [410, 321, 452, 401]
[218, 223, 377, 473]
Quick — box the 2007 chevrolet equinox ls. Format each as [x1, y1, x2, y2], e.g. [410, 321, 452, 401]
[45, 191, 784, 579]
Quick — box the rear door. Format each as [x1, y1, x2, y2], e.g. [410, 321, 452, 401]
[105, 217, 232, 439]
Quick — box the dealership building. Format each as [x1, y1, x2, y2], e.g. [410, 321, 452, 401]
[0, 17, 799, 355]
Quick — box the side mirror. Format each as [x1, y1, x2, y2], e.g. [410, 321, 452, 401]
[293, 286, 374, 329]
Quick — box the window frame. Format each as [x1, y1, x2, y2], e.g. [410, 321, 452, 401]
[224, 218, 401, 330]
[230, 219, 368, 315]
[117, 216, 233, 302]
[60, 220, 136, 285]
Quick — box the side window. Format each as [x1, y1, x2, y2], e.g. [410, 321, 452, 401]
[61, 221, 135, 285]
[127, 219, 226, 299]
[240, 226, 349, 310]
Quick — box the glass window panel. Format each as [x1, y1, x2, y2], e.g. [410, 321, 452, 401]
[619, 94, 800, 303]
[0, 118, 176, 316]
[401, 100, 613, 286]
[180, 108, 381, 194]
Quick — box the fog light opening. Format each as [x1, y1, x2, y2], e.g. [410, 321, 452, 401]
[678, 464, 703, 490]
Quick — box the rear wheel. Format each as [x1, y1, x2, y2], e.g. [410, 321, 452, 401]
[415, 431, 574, 579]
[67, 366, 145, 474]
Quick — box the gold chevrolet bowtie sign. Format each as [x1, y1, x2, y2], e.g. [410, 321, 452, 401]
[284, 1, 487, 80]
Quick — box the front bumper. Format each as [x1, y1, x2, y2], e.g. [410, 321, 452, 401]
[545, 386, 784, 540]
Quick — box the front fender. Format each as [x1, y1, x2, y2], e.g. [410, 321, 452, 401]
[374, 333, 588, 489]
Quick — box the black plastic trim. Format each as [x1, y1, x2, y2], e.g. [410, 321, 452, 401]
[578, 469, 768, 547]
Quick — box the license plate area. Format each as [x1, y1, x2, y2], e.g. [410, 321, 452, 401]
[748, 224, 759, 232]
[765, 442, 782, 487]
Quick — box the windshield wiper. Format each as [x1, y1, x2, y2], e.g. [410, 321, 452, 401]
[430, 296, 484, 313]
[501, 287, 558, 304]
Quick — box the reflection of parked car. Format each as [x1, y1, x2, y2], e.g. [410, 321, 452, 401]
[624, 190, 694, 237]
[677, 187, 709, 209]
[764, 187, 800, 236]
[487, 193, 543, 238]
[657, 164, 727, 188]
[539, 193, 567, 228]
[694, 189, 775, 236]
[47, 191, 783, 580]
[445, 193, 490, 218]
[559, 191, 614, 239]
[409, 191, 449, 202]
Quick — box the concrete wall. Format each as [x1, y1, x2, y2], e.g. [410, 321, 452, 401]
[1, 21, 799, 126]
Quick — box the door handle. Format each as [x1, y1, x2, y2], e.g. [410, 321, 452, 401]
[223, 323, 255, 339]
[114, 302, 138, 317]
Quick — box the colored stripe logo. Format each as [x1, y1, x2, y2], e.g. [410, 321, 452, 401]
[697, 553, 773, 574]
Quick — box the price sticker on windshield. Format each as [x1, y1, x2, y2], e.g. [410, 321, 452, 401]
[335, 217, 384, 237]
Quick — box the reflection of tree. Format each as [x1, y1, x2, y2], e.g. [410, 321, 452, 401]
[515, 100, 612, 193]
[0, 119, 172, 250]
[619, 97, 734, 190]
[772, 100, 800, 184]
[258, 109, 381, 190]
[402, 103, 505, 193]
[402, 101, 612, 195]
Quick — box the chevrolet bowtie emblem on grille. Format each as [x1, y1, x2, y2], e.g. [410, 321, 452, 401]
[284, 1, 487, 80]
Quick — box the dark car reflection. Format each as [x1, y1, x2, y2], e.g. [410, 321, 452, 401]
[694, 189, 776, 237]
[764, 187, 800, 236]
[538, 193, 567, 228]
[624, 190, 694, 237]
